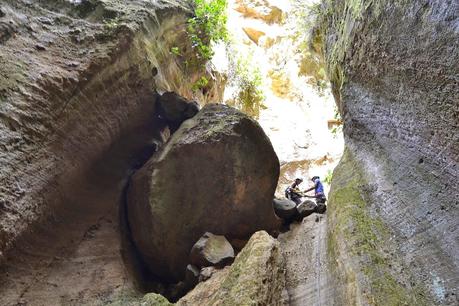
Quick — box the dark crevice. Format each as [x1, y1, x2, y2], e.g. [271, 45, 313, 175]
[118, 91, 203, 302]
[120, 175, 167, 294]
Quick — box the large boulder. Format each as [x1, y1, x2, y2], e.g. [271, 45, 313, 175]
[127, 104, 281, 282]
[177, 231, 287, 306]
[190, 232, 235, 268]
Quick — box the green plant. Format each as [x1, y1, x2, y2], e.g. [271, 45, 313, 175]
[188, 0, 228, 61]
[227, 52, 266, 118]
[103, 19, 119, 31]
[170, 46, 181, 56]
[324, 169, 333, 184]
[191, 75, 209, 92]
[331, 106, 343, 136]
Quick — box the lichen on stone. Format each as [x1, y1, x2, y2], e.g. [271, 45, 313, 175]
[327, 148, 430, 305]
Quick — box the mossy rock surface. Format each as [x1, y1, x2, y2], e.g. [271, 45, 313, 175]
[327, 148, 431, 305]
[178, 231, 286, 306]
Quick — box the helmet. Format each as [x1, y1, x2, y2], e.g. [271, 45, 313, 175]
[311, 176, 319, 181]
[295, 178, 303, 182]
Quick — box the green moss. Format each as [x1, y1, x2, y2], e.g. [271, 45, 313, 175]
[141, 293, 173, 306]
[212, 232, 278, 305]
[328, 148, 429, 305]
[225, 50, 266, 118]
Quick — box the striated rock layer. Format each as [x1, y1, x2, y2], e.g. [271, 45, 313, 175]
[320, 1, 459, 305]
[0, 0, 223, 304]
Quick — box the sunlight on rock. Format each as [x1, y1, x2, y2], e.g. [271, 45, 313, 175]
[213, 0, 344, 196]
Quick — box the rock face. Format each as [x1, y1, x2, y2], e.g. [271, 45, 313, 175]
[235, 0, 283, 24]
[0, 0, 225, 304]
[190, 232, 235, 268]
[178, 231, 287, 306]
[127, 104, 281, 282]
[320, 1, 459, 305]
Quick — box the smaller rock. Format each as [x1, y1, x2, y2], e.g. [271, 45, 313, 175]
[142, 293, 173, 306]
[199, 266, 217, 282]
[315, 203, 327, 214]
[183, 101, 199, 119]
[190, 232, 235, 268]
[296, 200, 317, 218]
[179, 231, 286, 305]
[273, 198, 297, 219]
[157, 92, 199, 132]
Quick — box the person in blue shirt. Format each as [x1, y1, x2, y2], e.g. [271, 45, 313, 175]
[304, 176, 326, 204]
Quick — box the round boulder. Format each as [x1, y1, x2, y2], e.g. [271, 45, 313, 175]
[127, 104, 280, 282]
[273, 198, 297, 219]
[296, 200, 317, 219]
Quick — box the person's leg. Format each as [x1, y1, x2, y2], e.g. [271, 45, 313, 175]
[291, 196, 302, 205]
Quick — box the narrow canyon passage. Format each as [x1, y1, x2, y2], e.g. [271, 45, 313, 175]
[219, 2, 342, 304]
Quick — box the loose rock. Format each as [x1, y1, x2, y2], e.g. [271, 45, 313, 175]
[190, 232, 234, 268]
[178, 231, 286, 305]
[296, 200, 316, 219]
[157, 92, 200, 132]
[199, 266, 217, 282]
[315, 202, 327, 214]
[273, 198, 297, 219]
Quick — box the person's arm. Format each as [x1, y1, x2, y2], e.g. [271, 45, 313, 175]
[304, 181, 318, 193]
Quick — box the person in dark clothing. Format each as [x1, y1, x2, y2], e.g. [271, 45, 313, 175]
[304, 176, 326, 204]
[285, 178, 304, 204]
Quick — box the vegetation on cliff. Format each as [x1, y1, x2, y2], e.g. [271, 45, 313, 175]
[170, 0, 229, 94]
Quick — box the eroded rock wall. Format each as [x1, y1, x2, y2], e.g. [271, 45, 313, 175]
[0, 0, 224, 304]
[321, 0, 459, 305]
[0, 0, 216, 260]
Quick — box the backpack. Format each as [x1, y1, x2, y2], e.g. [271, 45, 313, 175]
[285, 186, 292, 199]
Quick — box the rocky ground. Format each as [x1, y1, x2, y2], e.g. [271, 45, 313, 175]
[279, 213, 332, 306]
[0, 142, 138, 305]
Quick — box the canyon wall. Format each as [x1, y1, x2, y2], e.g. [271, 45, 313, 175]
[321, 0, 458, 305]
[0, 0, 223, 304]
